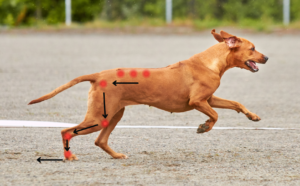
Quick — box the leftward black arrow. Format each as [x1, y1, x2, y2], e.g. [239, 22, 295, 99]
[113, 80, 139, 86]
[37, 157, 63, 163]
[73, 124, 98, 134]
[64, 140, 70, 151]
[102, 92, 108, 118]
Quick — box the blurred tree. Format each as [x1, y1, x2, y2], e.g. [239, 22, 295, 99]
[0, 0, 103, 26]
[101, 0, 164, 20]
[0, 0, 299, 27]
[0, 0, 24, 26]
[222, 0, 281, 22]
[139, 0, 164, 19]
[291, 0, 300, 21]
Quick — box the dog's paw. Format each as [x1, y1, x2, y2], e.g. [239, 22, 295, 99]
[197, 122, 210, 133]
[246, 112, 261, 122]
[112, 153, 128, 159]
[64, 154, 78, 161]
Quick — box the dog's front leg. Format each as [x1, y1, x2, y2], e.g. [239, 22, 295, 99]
[189, 99, 218, 133]
[207, 95, 261, 121]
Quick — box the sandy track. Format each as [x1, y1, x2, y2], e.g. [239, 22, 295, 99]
[1, 128, 299, 185]
[0, 31, 299, 185]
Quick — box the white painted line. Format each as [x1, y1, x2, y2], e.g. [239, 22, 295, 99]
[0, 120, 298, 130]
[115, 126, 298, 130]
[0, 120, 76, 128]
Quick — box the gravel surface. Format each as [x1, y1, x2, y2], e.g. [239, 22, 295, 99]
[0, 31, 299, 185]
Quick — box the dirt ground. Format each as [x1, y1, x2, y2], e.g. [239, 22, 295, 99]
[0, 30, 299, 185]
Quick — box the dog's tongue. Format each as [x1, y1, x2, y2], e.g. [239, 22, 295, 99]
[249, 61, 259, 70]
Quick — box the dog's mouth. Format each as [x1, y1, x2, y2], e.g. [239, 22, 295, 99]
[245, 60, 259, 72]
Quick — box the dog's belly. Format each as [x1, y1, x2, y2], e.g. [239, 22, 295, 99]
[150, 102, 194, 113]
[138, 90, 193, 112]
[121, 98, 193, 113]
[119, 70, 194, 113]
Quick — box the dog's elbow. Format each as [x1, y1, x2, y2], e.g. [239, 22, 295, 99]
[188, 100, 197, 107]
[189, 100, 205, 109]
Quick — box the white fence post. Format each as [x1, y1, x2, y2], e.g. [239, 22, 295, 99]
[65, 0, 71, 25]
[283, 0, 290, 25]
[166, 0, 172, 24]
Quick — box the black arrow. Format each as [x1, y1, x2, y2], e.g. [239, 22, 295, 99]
[64, 140, 70, 151]
[102, 92, 108, 118]
[113, 80, 138, 86]
[37, 157, 63, 163]
[73, 124, 98, 134]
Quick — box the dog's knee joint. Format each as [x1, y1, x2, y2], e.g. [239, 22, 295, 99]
[61, 129, 67, 136]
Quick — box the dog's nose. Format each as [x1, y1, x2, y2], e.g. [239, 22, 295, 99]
[264, 56, 269, 62]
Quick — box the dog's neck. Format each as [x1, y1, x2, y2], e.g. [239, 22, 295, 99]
[190, 43, 233, 78]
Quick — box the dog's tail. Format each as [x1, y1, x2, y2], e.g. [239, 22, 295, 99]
[28, 73, 98, 105]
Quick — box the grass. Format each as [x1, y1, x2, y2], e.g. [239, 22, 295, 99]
[2, 18, 300, 33]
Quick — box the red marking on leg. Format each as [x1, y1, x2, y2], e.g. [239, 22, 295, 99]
[99, 80, 107, 88]
[117, 70, 125, 78]
[64, 150, 72, 159]
[101, 120, 109, 128]
[142, 70, 150, 78]
[64, 133, 72, 140]
[130, 70, 137, 78]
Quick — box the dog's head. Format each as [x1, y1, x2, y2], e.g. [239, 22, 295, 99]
[211, 29, 268, 72]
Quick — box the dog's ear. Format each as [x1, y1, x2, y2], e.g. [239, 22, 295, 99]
[211, 29, 223, 42]
[220, 30, 242, 48]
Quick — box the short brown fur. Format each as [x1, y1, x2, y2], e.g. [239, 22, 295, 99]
[29, 29, 268, 160]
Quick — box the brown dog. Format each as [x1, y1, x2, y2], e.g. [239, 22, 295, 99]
[29, 29, 268, 160]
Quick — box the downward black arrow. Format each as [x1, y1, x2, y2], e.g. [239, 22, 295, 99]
[113, 80, 138, 86]
[37, 157, 63, 163]
[64, 140, 70, 151]
[102, 92, 108, 118]
[73, 124, 98, 134]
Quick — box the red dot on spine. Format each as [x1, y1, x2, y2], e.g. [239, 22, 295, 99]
[142, 70, 150, 78]
[99, 80, 107, 88]
[64, 150, 72, 158]
[117, 70, 125, 78]
[130, 70, 137, 78]
[101, 120, 109, 128]
[64, 133, 72, 140]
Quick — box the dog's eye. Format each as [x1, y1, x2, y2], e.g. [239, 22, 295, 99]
[251, 47, 255, 51]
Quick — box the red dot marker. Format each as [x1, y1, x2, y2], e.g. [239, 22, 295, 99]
[142, 70, 150, 78]
[130, 70, 137, 78]
[64, 150, 72, 159]
[64, 133, 72, 140]
[117, 70, 125, 78]
[99, 80, 107, 88]
[101, 120, 109, 128]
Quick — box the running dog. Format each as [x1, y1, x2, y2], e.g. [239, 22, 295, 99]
[29, 29, 268, 160]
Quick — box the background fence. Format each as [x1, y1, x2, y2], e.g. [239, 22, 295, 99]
[0, 0, 299, 27]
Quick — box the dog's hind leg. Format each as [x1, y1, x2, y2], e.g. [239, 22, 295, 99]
[61, 119, 100, 161]
[94, 107, 126, 159]
[60, 89, 122, 161]
[208, 95, 261, 121]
